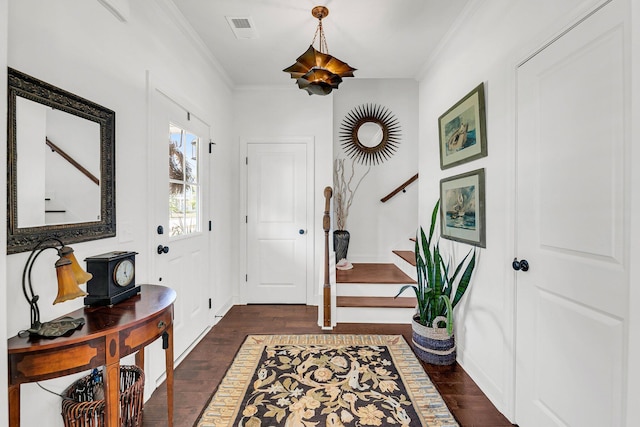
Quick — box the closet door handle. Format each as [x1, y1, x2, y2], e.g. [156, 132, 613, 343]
[512, 258, 529, 272]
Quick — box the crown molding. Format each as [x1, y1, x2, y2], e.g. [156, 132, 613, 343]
[415, 0, 483, 81]
[155, 0, 234, 90]
[97, 0, 130, 22]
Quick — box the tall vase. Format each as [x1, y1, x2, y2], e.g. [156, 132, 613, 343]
[333, 230, 350, 263]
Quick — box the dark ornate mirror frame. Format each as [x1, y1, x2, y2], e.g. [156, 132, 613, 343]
[7, 68, 116, 254]
[338, 103, 401, 165]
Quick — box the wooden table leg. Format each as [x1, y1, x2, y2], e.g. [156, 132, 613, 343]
[104, 333, 120, 427]
[135, 348, 145, 370]
[165, 324, 174, 427]
[8, 384, 20, 427]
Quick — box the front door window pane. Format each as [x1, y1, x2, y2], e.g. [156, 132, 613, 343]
[169, 123, 200, 236]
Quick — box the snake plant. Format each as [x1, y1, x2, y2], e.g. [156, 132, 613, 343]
[395, 200, 476, 335]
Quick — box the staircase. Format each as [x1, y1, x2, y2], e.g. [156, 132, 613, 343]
[321, 182, 420, 326]
[335, 253, 418, 324]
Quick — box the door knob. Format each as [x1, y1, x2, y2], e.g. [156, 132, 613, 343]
[512, 258, 529, 272]
[157, 245, 169, 255]
[299, 229, 305, 235]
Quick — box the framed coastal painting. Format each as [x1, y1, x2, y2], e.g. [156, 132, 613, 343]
[440, 168, 486, 248]
[438, 83, 487, 170]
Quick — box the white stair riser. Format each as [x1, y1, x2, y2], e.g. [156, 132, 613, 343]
[337, 283, 414, 297]
[336, 307, 416, 324]
[394, 261, 417, 282]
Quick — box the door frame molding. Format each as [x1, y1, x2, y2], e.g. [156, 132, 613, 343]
[239, 136, 316, 305]
[145, 70, 213, 291]
[145, 71, 214, 395]
[509, 0, 624, 423]
[492, 0, 619, 421]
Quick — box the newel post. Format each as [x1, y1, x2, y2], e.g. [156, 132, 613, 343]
[323, 186, 333, 327]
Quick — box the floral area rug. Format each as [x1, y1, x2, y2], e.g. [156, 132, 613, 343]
[196, 334, 458, 427]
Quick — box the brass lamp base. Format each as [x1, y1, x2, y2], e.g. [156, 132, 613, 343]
[19, 316, 85, 338]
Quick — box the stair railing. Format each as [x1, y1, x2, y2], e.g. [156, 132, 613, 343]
[380, 173, 418, 203]
[46, 137, 100, 185]
[323, 186, 333, 328]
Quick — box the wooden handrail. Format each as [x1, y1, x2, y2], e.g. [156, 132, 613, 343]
[380, 173, 418, 203]
[46, 138, 100, 186]
[323, 186, 333, 327]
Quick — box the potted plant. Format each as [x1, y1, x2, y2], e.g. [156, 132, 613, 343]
[395, 200, 477, 365]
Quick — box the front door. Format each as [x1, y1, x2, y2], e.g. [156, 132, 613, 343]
[515, 1, 628, 426]
[246, 141, 310, 304]
[150, 88, 210, 368]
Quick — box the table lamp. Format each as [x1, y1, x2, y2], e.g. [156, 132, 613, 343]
[19, 237, 92, 338]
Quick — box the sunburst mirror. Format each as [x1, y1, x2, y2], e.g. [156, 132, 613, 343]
[339, 104, 401, 165]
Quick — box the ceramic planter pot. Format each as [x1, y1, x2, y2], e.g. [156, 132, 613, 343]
[333, 230, 350, 263]
[411, 315, 456, 365]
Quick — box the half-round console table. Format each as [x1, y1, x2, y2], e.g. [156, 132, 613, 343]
[7, 284, 176, 427]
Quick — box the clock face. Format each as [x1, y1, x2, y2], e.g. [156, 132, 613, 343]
[113, 259, 135, 287]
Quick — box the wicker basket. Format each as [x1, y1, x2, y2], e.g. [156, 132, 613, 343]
[411, 316, 457, 365]
[61, 365, 145, 427]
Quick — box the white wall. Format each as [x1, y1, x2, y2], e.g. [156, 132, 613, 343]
[417, 0, 632, 421]
[0, 0, 8, 424]
[333, 79, 419, 262]
[232, 87, 333, 306]
[5, 0, 234, 424]
[232, 81, 417, 303]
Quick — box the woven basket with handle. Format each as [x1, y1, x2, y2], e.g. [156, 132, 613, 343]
[411, 315, 457, 365]
[60, 365, 144, 427]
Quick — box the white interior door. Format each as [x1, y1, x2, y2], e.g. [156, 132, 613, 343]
[515, 1, 628, 426]
[246, 142, 309, 304]
[150, 88, 210, 366]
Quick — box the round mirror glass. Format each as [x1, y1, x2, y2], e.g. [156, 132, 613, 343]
[339, 104, 401, 165]
[357, 122, 384, 148]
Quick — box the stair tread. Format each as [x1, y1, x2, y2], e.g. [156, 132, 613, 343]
[336, 263, 416, 284]
[337, 296, 417, 308]
[392, 250, 416, 267]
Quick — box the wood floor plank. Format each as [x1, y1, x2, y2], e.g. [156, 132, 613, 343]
[141, 305, 513, 427]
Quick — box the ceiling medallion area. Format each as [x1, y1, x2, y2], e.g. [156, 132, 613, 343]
[283, 6, 356, 96]
[339, 104, 402, 165]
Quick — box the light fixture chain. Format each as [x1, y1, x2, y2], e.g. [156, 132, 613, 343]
[311, 18, 329, 54]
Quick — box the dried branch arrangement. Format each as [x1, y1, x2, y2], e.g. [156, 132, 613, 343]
[333, 158, 371, 230]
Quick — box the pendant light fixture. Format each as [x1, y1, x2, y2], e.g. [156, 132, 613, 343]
[283, 6, 356, 95]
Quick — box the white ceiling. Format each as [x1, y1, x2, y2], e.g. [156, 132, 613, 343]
[170, 0, 471, 88]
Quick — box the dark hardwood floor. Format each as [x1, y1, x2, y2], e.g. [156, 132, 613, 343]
[142, 305, 514, 427]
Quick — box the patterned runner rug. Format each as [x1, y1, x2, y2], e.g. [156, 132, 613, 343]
[196, 334, 458, 426]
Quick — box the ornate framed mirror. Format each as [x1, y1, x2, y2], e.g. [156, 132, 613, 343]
[338, 103, 401, 165]
[7, 68, 116, 254]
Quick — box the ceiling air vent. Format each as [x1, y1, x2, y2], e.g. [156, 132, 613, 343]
[225, 16, 258, 39]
